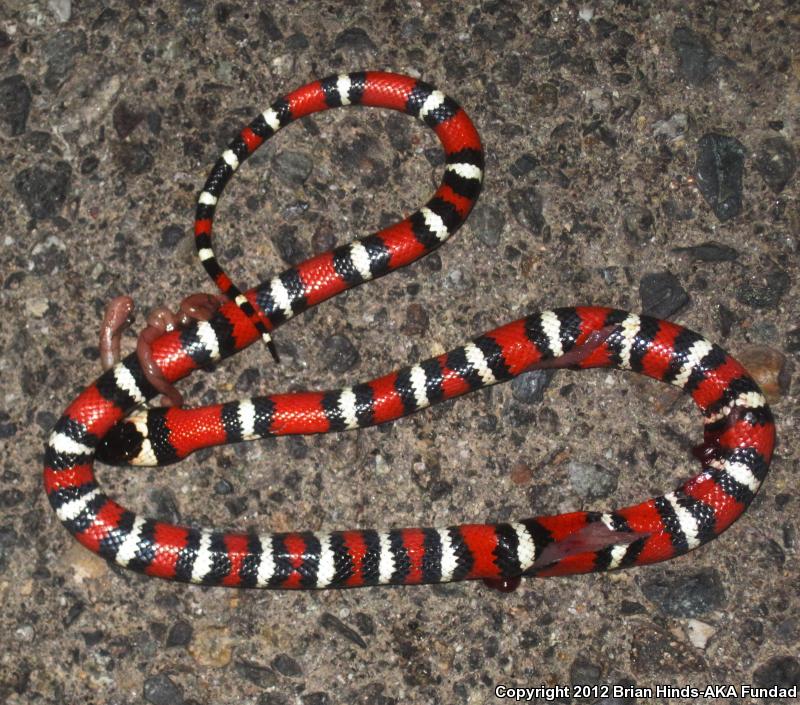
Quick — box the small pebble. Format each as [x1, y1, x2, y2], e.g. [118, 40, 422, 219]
[64, 599, 85, 628]
[384, 113, 412, 154]
[652, 113, 688, 141]
[272, 150, 313, 186]
[311, 224, 336, 253]
[283, 200, 309, 219]
[352, 612, 375, 636]
[569, 655, 601, 685]
[334, 27, 376, 53]
[286, 33, 310, 50]
[258, 8, 283, 40]
[685, 619, 716, 649]
[182, 0, 205, 27]
[319, 612, 367, 649]
[147, 488, 181, 524]
[754, 136, 797, 193]
[116, 143, 154, 175]
[445, 268, 471, 291]
[0, 419, 18, 439]
[401, 303, 429, 337]
[639, 271, 689, 318]
[143, 673, 184, 705]
[739, 617, 764, 645]
[224, 495, 248, 517]
[271, 652, 303, 677]
[15, 624, 35, 642]
[80, 155, 99, 175]
[509, 154, 538, 178]
[567, 461, 619, 500]
[786, 328, 800, 354]
[160, 224, 184, 249]
[752, 655, 800, 689]
[44, 29, 87, 90]
[321, 334, 360, 373]
[287, 436, 308, 460]
[508, 187, 545, 234]
[735, 268, 790, 309]
[630, 624, 706, 674]
[213, 478, 234, 495]
[400, 17, 422, 40]
[735, 345, 790, 404]
[336, 134, 378, 170]
[423, 146, 444, 168]
[271, 224, 306, 265]
[660, 197, 694, 222]
[113, 101, 145, 139]
[26, 299, 49, 318]
[61, 541, 110, 583]
[0, 488, 22, 507]
[619, 600, 646, 615]
[759, 538, 785, 567]
[775, 617, 799, 645]
[259, 693, 290, 705]
[25, 131, 52, 153]
[671, 26, 720, 85]
[0, 75, 32, 136]
[235, 659, 277, 687]
[623, 206, 654, 241]
[166, 620, 193, 648]
[147, 110, 162, 134]
[48, 0, 71, 22]
[236, 367, 260, 393]
[215, 3, 232, 24]
[428, 480, 453, 502]
[14, 162, 72, 220]
[671, 241, 739, 262]
[531, 82, 559, 115]
[598, 266, 622, 286]
[639, 567, 725, 617]
[469, 204, 505, 248]
[509, 461, 533, 485]
[422, 251, 442, 272]
[510, 369, 554, 404]
[695, 133, 746, 222]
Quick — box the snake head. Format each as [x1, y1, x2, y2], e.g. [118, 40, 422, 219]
[96, 417, 149, 466]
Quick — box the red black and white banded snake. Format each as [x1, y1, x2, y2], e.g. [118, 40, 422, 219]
[44, 71, 776, 590]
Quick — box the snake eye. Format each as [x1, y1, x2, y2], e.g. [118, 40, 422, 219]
[96, 421, 143, 466]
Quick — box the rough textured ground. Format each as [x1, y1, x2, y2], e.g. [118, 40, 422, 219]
[1, 1, 798, 703]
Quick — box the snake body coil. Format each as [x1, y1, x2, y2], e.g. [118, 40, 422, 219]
[44, 72, 775, 589]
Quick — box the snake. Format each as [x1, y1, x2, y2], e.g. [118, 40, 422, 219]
[44, 71, 776, 590]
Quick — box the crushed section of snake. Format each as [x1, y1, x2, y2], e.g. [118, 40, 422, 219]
[101, 293, 224, 407]
[45, 72, 775, 590]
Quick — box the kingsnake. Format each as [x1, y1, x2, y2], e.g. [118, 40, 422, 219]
[44, 72, 775, 590]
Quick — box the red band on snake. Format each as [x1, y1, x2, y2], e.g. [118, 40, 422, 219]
[44, 72, 775, 590]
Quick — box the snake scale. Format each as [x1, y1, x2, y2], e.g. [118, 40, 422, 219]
[44, 72, 775, 590]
